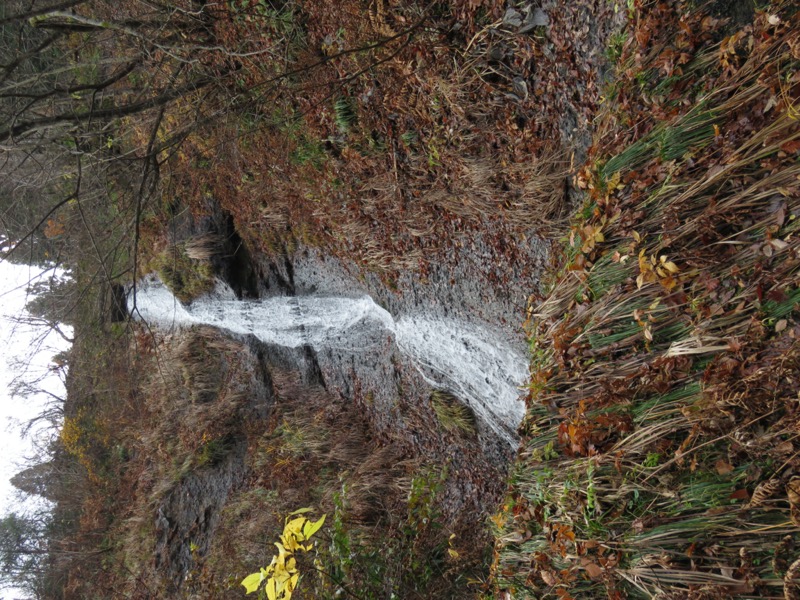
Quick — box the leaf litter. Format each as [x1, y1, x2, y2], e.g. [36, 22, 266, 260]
[493, 1, 800, 598]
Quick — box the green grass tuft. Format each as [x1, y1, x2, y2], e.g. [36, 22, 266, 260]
[430, 390, 477, 435]
[334, 97, 357, 134]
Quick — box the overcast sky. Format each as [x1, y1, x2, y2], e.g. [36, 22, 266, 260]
[0, 261, 70, 514]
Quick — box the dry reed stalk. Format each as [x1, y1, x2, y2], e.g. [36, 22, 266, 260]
[183, 233, 224, 261]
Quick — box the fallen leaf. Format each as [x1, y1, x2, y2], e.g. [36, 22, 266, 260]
[771, 239, 789, 251]
[663, 261, 679, 274]
[715, 459, 734, 475]
[776, 319, 788, 333]
[706, 507, 728, 515]
[541, 570, 557, 586]
[787, 477, 800, 507]
[729, 488, 750, 501]
[781, 140, 800, 154]
[582, 561, 603, 579]
[793, 507, 800, 528]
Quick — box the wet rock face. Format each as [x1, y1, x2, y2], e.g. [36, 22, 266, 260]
[236, 235, 545, 519]
[153, 440, 247, 593]
[708, 0, 756, 28]
[109, 284, 128, 322]
[166, 200, 262, 300]
[153, 194, 546, 590]
[147, 332, 278, 591]
[178, 197, 543, 450]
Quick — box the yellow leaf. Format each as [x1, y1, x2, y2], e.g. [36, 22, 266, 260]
[242, 572, 264, 594]
[274, 567, 290, 585]
[448, 548, 460, 559]
[303, 514, 326, 539]
[632, 230, 641, 243]
[287, 507, 314, 517]
[265, 578, 278, 600]
[285, 517, 307, 539]
[281, 533, 302, 552]
[636, 273, 645, 289]
[661, 276, 677, 291]
[662, 259, 680, 273]
[274, 542, 288, 565]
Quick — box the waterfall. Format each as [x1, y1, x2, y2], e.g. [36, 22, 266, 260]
[129, 277, 528, 445]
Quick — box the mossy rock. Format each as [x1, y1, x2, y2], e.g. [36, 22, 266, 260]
[153, 245, 215, 304]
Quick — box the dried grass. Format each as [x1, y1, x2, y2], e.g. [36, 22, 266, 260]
[430, 390, 477, 436]
[183, 233, 224, 261]
[494, 4, 800, 598]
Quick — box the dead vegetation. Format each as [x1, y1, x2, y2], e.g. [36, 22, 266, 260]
[155, 0, 572, 282]
[108, 327, 254, 597]
[183, 368, 482, 599]
[51, 323, 488, 599]
[493, 2, 800, 598]
[150, 244, 216, 304]
[431, 389, 478, 436]
[183, 233, 225, 262]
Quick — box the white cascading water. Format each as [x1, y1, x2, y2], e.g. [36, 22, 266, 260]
[130, 277, 528, 445]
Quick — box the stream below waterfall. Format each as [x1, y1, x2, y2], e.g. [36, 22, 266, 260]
[130, 276, 529, 446]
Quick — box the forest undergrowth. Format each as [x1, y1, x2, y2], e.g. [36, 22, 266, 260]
[492, 1, 800, 598]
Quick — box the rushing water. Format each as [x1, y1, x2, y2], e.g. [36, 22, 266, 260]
[130, 277, 528, 445]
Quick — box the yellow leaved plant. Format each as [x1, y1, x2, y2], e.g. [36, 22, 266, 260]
[242, 508, 326, 599]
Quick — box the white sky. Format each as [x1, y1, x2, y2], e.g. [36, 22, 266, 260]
[0, 260, 71, 599]
[0, 261, 70, 517]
